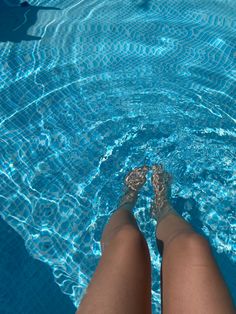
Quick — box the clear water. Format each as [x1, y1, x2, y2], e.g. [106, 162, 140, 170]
[0, 217, 76, 314]
[0, 0, 235, 312]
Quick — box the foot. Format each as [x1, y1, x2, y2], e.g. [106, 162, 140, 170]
[151, 164, 177, 222]
[118, 165, 149, 209]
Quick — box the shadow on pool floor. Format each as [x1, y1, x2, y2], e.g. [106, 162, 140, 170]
[0, 217, 76, 314]
[0, 0, 60, 42]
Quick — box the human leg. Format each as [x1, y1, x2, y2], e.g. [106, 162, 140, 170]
[151, 165, 235, 314]
[158, 214, 235, 314]
[76, 166, 152, 314]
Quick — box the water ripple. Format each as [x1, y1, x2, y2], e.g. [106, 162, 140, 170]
[0, 0, 236, 310]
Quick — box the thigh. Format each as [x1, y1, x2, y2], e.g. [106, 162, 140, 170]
[76, 225, 152, 314]
[161, 232, 235, 314]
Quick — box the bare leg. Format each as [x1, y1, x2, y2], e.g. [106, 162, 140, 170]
[76, 166, 152, 314]
[158, 214, 235, 314]
[151, 165, 236, 314]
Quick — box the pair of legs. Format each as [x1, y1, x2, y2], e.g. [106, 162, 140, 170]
[77, 166, 235, 314]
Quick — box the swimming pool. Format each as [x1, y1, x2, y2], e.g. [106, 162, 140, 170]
[0, 0, 235, 312]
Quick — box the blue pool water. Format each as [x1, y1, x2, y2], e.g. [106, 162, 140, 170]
[0, 0, 235, 312]
[0, 216, 76, 313]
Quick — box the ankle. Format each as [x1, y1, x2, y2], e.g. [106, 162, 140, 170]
[118, 189, 138, 209]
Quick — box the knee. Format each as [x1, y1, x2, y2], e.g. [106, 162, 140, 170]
[184, 232, 209, 248]
[114, 225, 145, 244]
[173, 232, 211, 255]
[111, 225, 149, 252]
[101, 223, 146, 252]
[114, 225, 151, 261]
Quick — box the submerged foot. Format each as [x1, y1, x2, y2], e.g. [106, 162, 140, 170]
[151, 164, 177, 222]
[118, 165, 149, 209]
